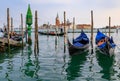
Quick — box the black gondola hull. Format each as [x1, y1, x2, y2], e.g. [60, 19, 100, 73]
[67, 39, 89, 55]
[96, 46, 115, 56]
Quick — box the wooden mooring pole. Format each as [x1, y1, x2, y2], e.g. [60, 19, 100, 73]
[11, 17, 13, 32]
[109, 16, 111, 37]
[47, 22, 49, 40]
[91, 10, 94, 54]
[72, 17, 75, 42]
[36, 12, 39, 54]
[34, 10, 39, 55]
[21, 13, 24, 47]
[7, 8, 10, 51]
[25, 24, 28, 43]
[64, 11, 66, 53]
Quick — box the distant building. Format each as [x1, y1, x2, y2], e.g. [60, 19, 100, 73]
[60, 19, 76, 29]
[105, 25, 120, 29]
[55, 13, 60, 27]
[55, 14, 91, 29]
[76, 24, 91, 29]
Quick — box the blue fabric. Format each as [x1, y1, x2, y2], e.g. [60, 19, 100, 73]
[73, 31, 89, 44]
[110, 43, 116, 48]
[95, 30, 107, 44]
[96, 31, 116, 49]
[110, 36, 114, 43]
[98, 42, 116, 49]
[73, 42, 84, 47]
[109, 36, 116, 47]
[0, 29, 3, 32]
[98, 42, 106, 49]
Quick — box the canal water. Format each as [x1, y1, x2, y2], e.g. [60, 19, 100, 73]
[0, 31, 120, 81]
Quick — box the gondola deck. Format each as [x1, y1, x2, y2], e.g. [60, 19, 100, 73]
[67, 39, 89, 55]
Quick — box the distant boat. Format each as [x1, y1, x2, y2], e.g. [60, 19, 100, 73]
[67, 30, 89, 55]
[38, 31, 64, 36]
[95, 30, 116, 56]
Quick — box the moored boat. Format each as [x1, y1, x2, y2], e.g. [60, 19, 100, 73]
[95, 30, 116, 56]
[67, 30, 89, 55]
[0, 30, 26, 47]
[4, 31, 26, 41]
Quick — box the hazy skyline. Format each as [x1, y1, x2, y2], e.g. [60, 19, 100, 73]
[0, 0, 120, 28]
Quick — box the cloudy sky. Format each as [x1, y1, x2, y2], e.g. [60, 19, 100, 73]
[0, 0, 120, 28]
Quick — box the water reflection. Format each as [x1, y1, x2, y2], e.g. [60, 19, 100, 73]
[5, 59, 13, 81]
[22, 46, 40, 78]
[0, 49, 21, 81]
[24, 46, 34, 77]
[55, 36, 58, 50]
[0, 53, 6, 64]
[96, 53, 114, 80]
[66, 53, 87, 81]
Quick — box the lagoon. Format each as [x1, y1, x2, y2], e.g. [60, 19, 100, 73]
[0, 31, 120, 81]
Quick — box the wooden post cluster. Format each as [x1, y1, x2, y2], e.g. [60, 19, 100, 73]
[34, 10, 39, 55]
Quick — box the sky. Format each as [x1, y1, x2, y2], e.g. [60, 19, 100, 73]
[0, 0, 120, 28]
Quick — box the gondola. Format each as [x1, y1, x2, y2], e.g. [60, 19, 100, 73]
[4, 31, 26, 41]
[67, 31, 89, 55]
[38, 31, 64, 36]
[95, 30, 116, 56]
[0, 30, 26, 46]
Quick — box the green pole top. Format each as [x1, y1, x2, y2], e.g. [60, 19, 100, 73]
[26, 4, 33, 25]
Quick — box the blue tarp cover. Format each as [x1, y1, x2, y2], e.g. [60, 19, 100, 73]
[96, 30, 116, 48]
[98, 42, 116, 49]
[73, 31, 89, 47]
[73, 31, 89, 44]
[98, 42, 106, 49]
[95, 31, 107, 44]
[73, 42, 84, 47]
[111, 43, 116, 47]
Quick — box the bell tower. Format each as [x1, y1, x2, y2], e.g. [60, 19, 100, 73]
[55, 13, 60, 27]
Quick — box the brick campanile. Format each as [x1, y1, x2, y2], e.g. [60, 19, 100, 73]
[55, 13, 60, 27]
